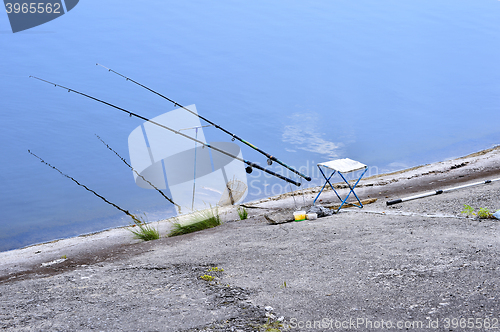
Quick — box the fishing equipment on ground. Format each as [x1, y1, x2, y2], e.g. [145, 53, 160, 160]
[28, 150, 142, 224]
[95, 134, 181, 212]
[95, 63, 312, 182]
[30, 76, 302, 187]
[386, 177, 500, 206]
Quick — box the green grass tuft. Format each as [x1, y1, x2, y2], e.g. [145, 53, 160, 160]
[237, 206, 248, 220]
[477, 207, 493, 219]
[168, 206, 221, 237]
[461, 204, 475, 217]
[128, 214, 160, 241]
[207, 266, 224, 272]
[461, 205, 495, 219]
[199, 274, 215, 281]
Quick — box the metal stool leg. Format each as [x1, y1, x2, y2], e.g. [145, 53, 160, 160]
[313, 166, 339, 205]
[336, 167, 368, 212]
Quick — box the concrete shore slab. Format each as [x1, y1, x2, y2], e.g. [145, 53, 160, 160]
[1, 147, 499, 331]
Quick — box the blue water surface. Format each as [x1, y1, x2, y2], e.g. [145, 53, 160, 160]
[1, 0, 499, 251]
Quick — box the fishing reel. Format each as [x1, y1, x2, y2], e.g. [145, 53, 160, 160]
[267, 158, 272, 165]
[245, 166, 253, 174]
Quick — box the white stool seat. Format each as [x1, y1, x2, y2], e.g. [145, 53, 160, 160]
[318, 158, 367, 173]
[314, 158, 368, 212]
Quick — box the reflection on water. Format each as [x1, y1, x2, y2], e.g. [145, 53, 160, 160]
[282, 112, 343, 159]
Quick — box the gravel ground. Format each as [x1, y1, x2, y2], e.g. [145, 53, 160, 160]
[1, 147, 499, 331]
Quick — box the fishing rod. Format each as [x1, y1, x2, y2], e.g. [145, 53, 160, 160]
[386, 177, 500, 206]
[95, 63, 312, 182]
[30, 76, 302, 187]
[95, 134, 181, 212]
[28, 149, 142, 224]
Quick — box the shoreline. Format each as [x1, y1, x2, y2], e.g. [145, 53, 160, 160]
[1, 146, 499, 330]
[1, 145, 499, 280]
[6, 145, 500, 255]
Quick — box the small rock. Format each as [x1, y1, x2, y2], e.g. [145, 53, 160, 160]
[493, 211, 500, 220]
[264, 210, 294, 224]
[265, 312, 276, 319]
[41, 258, 67, 267]
[265, 306, 274, 311]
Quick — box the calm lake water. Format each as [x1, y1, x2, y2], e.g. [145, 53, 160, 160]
[1, 1, 499, 251]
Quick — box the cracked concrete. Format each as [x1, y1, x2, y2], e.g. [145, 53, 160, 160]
[1, 147, 500, 331]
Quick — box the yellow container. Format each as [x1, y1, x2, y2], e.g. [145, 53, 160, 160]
[293, 211, 306, 221]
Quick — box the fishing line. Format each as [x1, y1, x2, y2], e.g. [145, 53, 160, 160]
[289, 181, 298, 210]
[95, 63, 312, 182]
[30, 76, 302, 187]
[300, 177, 307, 208]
